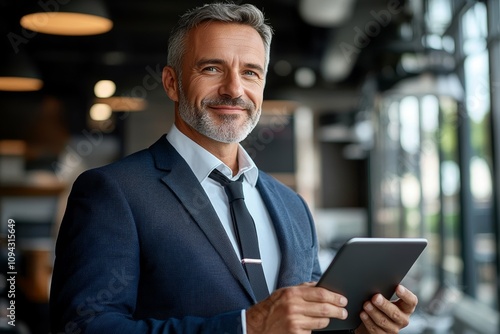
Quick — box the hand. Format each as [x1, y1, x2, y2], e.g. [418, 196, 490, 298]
[355, 285, 418, 334]
[246, 282, 348, 334]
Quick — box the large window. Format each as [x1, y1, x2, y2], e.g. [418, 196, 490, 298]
[371, 0, 500, 315]
[461, 1, 496, 307]
[372, 93, 462, 297]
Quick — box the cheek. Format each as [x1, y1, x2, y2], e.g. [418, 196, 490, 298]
[248, 92, 264, 110]
[244, 81, 264, 102]
[183, 78, 218, 103]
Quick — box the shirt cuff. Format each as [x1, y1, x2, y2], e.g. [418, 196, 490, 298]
[241, 309, 247, 334]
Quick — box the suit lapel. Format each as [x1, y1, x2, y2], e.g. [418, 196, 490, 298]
[256, 173, 297, 289]
[149, 137, 255, 302]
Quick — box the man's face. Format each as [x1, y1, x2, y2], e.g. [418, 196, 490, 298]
[176, 21, 266, 143]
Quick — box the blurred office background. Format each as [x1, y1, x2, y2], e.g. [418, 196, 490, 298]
[0, 0, 499, 333]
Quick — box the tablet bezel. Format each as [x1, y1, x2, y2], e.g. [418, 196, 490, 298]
[315, 237, 427, 331]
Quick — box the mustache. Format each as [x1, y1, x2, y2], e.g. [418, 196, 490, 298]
[201, 97, 255, 111]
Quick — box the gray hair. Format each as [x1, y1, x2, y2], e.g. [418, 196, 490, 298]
[167, 2, 273, 76]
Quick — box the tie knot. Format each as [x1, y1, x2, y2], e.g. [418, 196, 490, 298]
[209, 169, 244, 202]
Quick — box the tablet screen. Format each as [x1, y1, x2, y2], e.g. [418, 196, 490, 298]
[315, 237, 427, 331]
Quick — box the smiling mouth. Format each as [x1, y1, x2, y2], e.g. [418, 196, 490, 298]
[209, 105, 246, 114]
[202, 96, 255, 114]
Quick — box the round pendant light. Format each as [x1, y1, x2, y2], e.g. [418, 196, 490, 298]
[20, 0, 113, 36]
[0, 77, 43, 91]
[0, 54, 43, 92]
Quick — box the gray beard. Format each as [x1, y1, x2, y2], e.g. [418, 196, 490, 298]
[177, 84, 261, 143]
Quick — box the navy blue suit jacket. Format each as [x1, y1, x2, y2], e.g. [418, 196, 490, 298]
[50, 136, 322, 333]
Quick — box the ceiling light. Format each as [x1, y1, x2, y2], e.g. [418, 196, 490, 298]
[295, 67, 316, 88]
[274, 60, 293, 76]
[0, 54, 43, 91]
[0, 77, 43, 92]
[90, 103, 112, 121]
[20, 0, 113, 36]
[299, 0, 356, 27]
[94, 80, 116, 98]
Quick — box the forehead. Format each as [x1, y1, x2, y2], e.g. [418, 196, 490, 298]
[184, 21, 266, 66]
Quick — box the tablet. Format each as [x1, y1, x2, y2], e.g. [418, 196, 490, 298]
[315, 237, 427, 331]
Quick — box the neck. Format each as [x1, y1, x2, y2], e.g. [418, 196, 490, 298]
[213, 145, 240, 176]
[174, 117, 240, 176]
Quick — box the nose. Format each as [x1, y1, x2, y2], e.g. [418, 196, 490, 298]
[218, 70, 244, 99]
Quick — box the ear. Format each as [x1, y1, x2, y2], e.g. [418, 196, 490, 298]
[162, 66, 179, 102]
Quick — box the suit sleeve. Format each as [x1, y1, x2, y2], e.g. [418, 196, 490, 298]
[49, 169, 244, 334]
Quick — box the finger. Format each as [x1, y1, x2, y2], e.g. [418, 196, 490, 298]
[362, 300, 399, 333]
[302, 301, 348, 321]
[360, 310, 385, 334]
[304, 287, 348, 307]
[394, 285, 418, 313]
[301, 287, 349, 321]
[367, 294, 410, 329]
[271, 285, 347, 308]
[271, 286, 348, 319]
[266, 286, 349, 331]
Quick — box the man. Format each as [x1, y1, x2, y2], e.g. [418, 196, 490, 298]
[50, 3, 417, 333]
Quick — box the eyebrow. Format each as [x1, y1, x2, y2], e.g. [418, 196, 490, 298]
[196, 58, 265, 75]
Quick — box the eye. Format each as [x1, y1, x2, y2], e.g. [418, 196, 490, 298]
[243, 70, 258, 77]
[202, 66, 218, 72]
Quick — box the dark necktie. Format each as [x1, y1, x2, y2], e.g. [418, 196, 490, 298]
[209, 169, 270, 302]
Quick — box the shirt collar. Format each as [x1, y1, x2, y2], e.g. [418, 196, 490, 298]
[166, 124, 258, 186]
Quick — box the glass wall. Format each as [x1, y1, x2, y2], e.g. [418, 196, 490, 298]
[461, 1, 496, 307]
[371, 0, 500, 316]
[372, 93, 462, 296]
